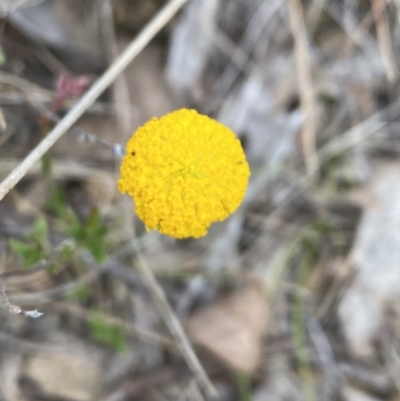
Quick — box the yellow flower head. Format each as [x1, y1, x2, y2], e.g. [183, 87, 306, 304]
[118, 109, 250, 238]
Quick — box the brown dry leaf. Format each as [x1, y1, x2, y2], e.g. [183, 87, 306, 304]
[186, 284, 269, 374]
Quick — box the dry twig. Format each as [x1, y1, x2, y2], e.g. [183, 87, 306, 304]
[288, 0, 319, 176]
[98, 0, 132, 137]
[371, 0, 398, 82]
[134, 253, 219, 401]
[0, 273, 43, 318]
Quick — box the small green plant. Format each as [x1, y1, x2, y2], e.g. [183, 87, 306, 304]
[68, 285, 91, 303]
[0, 46, 6, 66]
[9, 217, 49, 269]
[320, 153, 355, 191]
[11, 153, 109, 270]
[236, 373, 252, 401]
[88, 312, 127, 352]
[68, 207, 108, 263]
[47, 184, 69, 219]
[44, 153, 108, 263]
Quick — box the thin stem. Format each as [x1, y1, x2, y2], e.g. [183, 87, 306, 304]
[135, 253, 219, 401]
[288, 0, 318, 176]
[292, 258, 316, 401]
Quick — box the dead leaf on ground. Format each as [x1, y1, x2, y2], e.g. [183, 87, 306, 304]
[186, 284, 269, 374]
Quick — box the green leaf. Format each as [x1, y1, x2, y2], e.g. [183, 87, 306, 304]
[47, 263, 58, 275]
[10, 238, 46, 269]
[9, 217, 49, 270]
[68, 285, 90, 302]
[9, 239, 31, 257]
[47, 186, 68, 218]
[236, 373, 252, 401]
[0, 47, 6, 66]
[41, 153, 53, 176]
[88, 312, 127, 352]
[68, 208, 108, 263]
[32, 217, 48, 245]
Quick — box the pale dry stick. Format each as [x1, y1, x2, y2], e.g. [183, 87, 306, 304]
[342, 0, 363, 53]
[98, 0, 132, 137]
[343, 0, 358, 32]
[307, 0, 328, 33]
[0, 273, 20, 314]
[371, 0, 398, 82]
[0, 0, 189, 202]
[311, 0, 376, 62]
[187, 378, 208, 401]
[288, 0, 319, 177]
[344, 10, 374, 55]
[0, 239, 43, 317]
[135, 253, 219, 401]
[0, 273, 43, 317]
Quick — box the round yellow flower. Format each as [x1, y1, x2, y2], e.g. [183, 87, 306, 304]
[118, 109, 250, 238]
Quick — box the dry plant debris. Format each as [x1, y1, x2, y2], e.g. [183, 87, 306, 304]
[25, 351, 104, 401]
[187, 284, 268, 374]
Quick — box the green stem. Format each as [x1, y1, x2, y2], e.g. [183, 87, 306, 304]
[292, 258, 316, 401]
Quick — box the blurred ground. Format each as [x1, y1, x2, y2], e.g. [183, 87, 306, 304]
[1, 0, 400, 400]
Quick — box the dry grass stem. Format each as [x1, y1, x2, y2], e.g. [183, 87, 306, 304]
[135, 253, 219, 401]
[288, 0, 319, 176]
[344, 9, 374, 54]
[371, 0, 398, 82]
[0, 0, 189, 202]
[98, 0, 132, 137]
